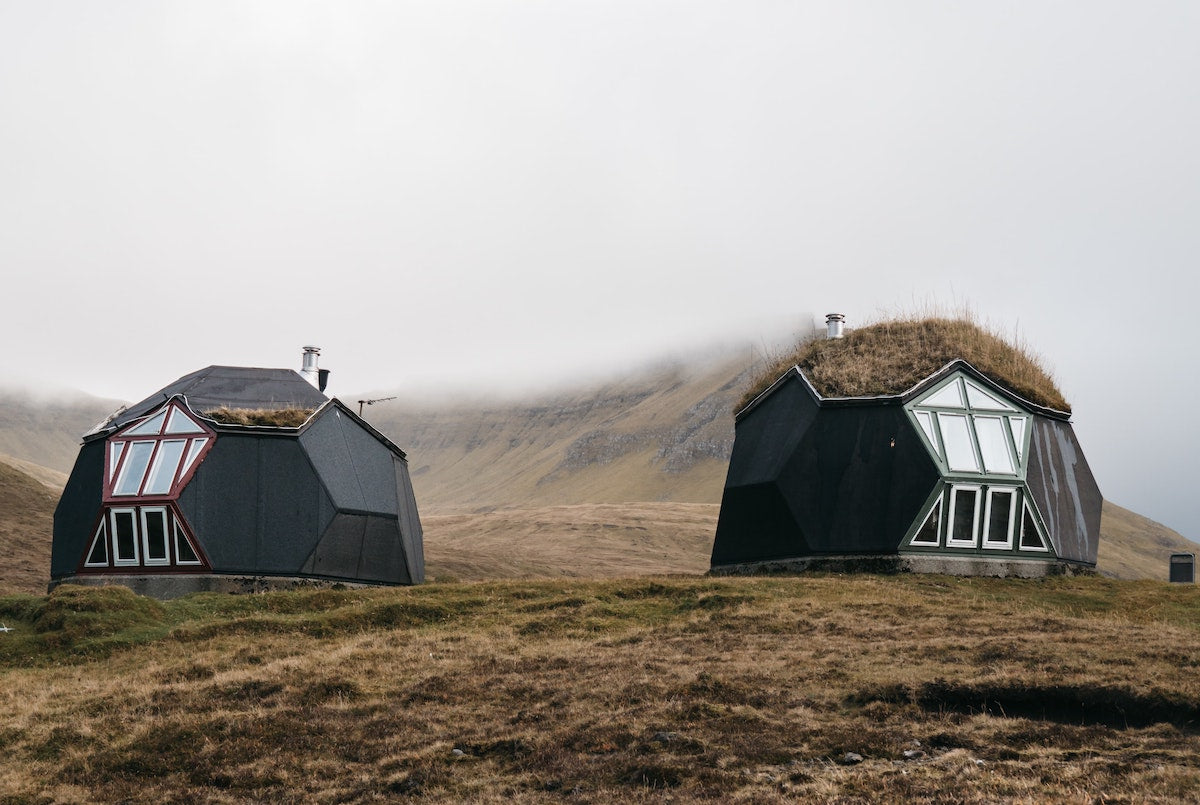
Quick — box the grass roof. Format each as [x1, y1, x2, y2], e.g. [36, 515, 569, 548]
[738, 316, 1069, 413]
[203, 407, 316, 428]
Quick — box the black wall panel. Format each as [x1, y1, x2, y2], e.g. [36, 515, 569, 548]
[50, 440, 106, 578]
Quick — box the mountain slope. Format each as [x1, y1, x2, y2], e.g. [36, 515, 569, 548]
[0, 389, 121, 474]
[367, 352, 754, 512]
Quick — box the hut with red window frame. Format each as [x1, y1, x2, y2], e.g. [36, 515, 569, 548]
[50, 349, 424, 597]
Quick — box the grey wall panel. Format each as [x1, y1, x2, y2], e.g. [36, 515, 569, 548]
[308, 514, 368, 579]
[51, 440, 106, 578]
[359, 516, 410, 584]
[299, 409, 369, 512]
[334, 415, 401, 514]
[779, 407, 938, 554]
[253, 438, 323, 573]
[394, 456, 425, 583]
[1026, 417, 1102, 564]
[180, 438, 259, 570]
[725, 377, 820, 487]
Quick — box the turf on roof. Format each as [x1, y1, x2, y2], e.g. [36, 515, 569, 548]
[203, 407, 316, 427]
[738, 317, 1069, 413]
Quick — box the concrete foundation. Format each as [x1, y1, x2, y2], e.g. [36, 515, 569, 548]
[710, 554, 1095, 579]
[48, 573, 388, 600]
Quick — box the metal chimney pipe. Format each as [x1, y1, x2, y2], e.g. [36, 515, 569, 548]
[300, 346, 322, 388]
[825, 313, 846, 339]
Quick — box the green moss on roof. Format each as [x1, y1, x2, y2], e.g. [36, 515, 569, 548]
[738, 317, 1069, 414]
[203, 407, 316, 428]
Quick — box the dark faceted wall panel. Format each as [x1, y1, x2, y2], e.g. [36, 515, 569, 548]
[712, 483, 810, 565]
[180, 438, 260, 570]
[394, 456, 425, 583]
[51, 440, 106, 578]
[360, 516, 409, 584]
[1026, 417, 1102, 564]
[301, 410, 371, 512]
[713, 397, 939, 565]
[780, 407, 938, 554]
[253, 438, 324, 573]
[725, 377, 820, 486]
[303, 513, 367, 579]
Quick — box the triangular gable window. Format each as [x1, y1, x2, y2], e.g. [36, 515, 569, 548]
[965, 379, 1017, 412]
[923, 380, 965, 409]
[914, 411, 940, 458]
[85, 520, 109, 567]
[1019, 503, 1049, 552]
[909, 497, 942, 546]
[180, 438, 209, 477]
[174, 513, 202, 565]
[125, 410, 167, 436]
[165, 407, 206, 434]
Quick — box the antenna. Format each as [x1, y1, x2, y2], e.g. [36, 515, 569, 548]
[357, 396, 396, 416]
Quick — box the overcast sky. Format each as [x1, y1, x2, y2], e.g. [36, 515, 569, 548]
[2, 2, 1198, 539]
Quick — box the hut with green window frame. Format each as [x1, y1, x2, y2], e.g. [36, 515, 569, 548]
[711, 316, 1101, 577]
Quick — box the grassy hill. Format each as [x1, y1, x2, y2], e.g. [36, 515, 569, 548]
[0, 576, 1197, 802]
[0, 460, 58, 595]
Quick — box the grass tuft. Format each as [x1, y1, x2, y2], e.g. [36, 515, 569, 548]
[202, 407, 315, 427]
[738, 313, 1069, 413]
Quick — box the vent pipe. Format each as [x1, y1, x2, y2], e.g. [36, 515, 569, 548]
[300, 346, 323, 389]
[825, 313, 846, 339]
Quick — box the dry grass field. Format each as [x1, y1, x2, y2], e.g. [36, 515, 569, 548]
[0, 576, 1197, 803]
[423, 503, 716, 581]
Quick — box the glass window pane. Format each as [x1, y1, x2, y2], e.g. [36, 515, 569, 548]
[939, 414, 980, 472]
[1020, 505, 1047, 550]
[144, 440, 187, 495]
[165, 407, 204, 435]
[912, 499, 941, 545]
[86, 521, 109, 566]
[125, 410, 167, 436]
[142, 509, 169, 564]
[175, 517, 201, 564]
[976, 416, 1015, 474]
[114, 441, 155, 496]
[986, 490, 1015, 545]
[914, 411, 940, 457]
[113, 510, 138, 563]
[965, 380, 1017, 411]
[1010, 417, 1027, 461]
[949, 487, 979, 545]
[181, 438, 209, 477]
[924, 380, 964, 409]
[109, 442, 125, 481]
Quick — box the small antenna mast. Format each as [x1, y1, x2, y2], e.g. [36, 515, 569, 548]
[357, 396, 396, 416]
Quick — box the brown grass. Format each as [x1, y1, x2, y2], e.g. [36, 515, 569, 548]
[0, 462, 56, 595]
[423, 503, 717, 581]
[203, 407, 315, 428]
[737, 315, 1069, 413]
[0, 575, 1198, 802]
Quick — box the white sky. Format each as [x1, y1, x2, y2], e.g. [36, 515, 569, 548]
[2, 2, 1198, 540]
